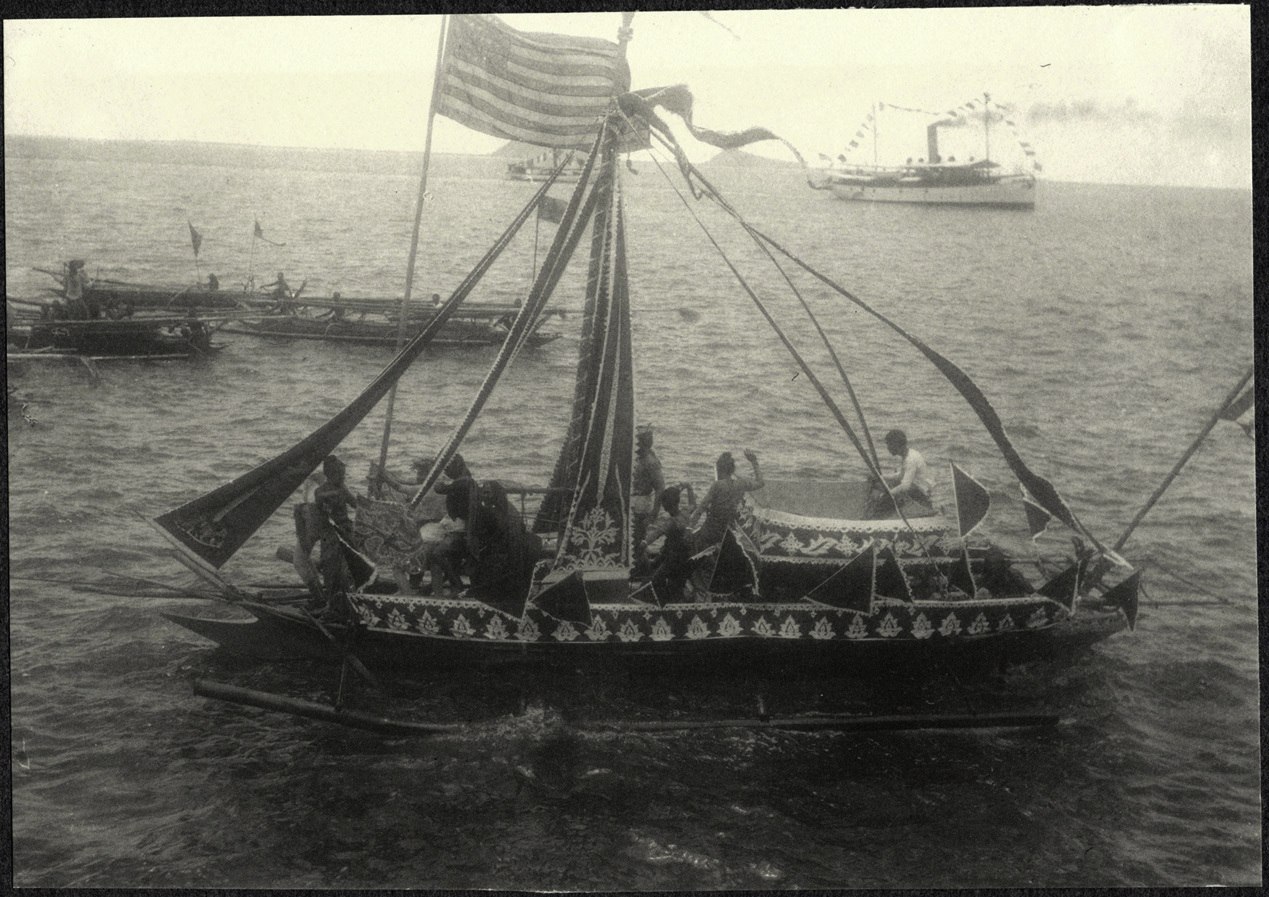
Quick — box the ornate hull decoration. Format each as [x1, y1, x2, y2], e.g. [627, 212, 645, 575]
[345, 590, 1081, 651]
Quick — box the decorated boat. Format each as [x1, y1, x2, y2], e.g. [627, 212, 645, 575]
[152, 15, 1139, 692]
[823, 96, 1038, 208]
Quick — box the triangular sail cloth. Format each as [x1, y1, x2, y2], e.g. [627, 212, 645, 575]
[537, 123, 636, 573]
[950, 462, 991, 539]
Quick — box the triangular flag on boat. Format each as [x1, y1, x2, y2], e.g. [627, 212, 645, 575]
[944, 548, 977, 597]
[950, 463, 991, 539]
[187, 221, 202, 258]
[1021, 486, 1052, 541]
[1101, 571, 1141, 631]
[436, 15, 631, 149]
[538, 195, 568, 225]
[533, 571, 592, 627]
[706, 526, 761, 597]
[803, 544, 875, 614]
[253, 219, 287, 247]
[873, 546, 913, 603]
[1037, 557, 1088, 614]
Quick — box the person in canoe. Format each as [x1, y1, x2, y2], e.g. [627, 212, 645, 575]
[689, 449, 763, 549]
[867, 428, 936, 518]
[264, 271, 295, 312]
[63, 259, 93, 319]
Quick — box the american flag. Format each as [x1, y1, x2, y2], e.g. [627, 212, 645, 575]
[437, 15, 630, 149]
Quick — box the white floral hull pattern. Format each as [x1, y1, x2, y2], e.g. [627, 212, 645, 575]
[345, 594, 1078, 646]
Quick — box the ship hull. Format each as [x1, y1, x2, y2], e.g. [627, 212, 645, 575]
[827, 176, 1036, 208]
[166, 595, 1127, 679]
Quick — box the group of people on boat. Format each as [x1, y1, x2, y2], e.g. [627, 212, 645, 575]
[291, 423, 936, 608]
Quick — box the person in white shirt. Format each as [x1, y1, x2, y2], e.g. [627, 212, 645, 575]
[868, 429, 935, 517]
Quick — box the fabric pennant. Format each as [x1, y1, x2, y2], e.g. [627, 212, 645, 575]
[533, 571, 593, 626]
[874, 546, 913, 603]
[950, 463, 991, 539]
[803, 544, 875, 614]
[537, 194, 569, 224]
[945, 548, 977, 597]
[187, 221, 203, 258]
[1021, 486, 1053, 541]
[1102, 571, 1141, 630]
[707, 526, 762, 596]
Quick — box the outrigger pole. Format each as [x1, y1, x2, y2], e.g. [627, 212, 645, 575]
[1110, 365, 1254, 555]
[374, 14, 451, 492]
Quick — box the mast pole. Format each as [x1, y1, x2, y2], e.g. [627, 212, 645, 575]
[983, 91, 991, 163]
[1110, 365, 1254, 554]
[872, 101, 878, 166]
[374, 14, 450, 492]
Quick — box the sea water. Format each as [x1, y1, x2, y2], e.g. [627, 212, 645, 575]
[5, 135, 1258, 887]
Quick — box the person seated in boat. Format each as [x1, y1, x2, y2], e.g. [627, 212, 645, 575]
[408, 454, 476, 595]
[63, 259, 92, 319]
[431, 292, 442, 308]
[206, 273, 219, 291]
[688, 449, 763, 550]
[867, 429, 935, 518]
[631, 425, 665, 549]
[638, 484, 697, 602]
[467, 480, 544, 600]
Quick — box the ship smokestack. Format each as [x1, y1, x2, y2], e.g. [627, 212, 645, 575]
[926, 123, 941, 164]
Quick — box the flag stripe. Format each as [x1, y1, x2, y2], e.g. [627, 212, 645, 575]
[440, 61, 614, 121]
[448, 55, 618, 99]
[438, 15, 627, 149]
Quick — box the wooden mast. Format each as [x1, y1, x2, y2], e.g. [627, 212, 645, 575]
[374, 15, 451, 491]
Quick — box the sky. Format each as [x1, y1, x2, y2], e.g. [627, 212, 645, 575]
[2, 6, 1252, 188]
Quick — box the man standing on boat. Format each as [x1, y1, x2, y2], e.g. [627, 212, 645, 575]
[869, 429, 935, 517]
[312, 455, 359, 602]
[631, 425, 665, 548]
[689, 449, 764, 549]
[63, 259, 92, 319]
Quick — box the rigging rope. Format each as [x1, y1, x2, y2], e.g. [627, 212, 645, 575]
[642, 143, 936, 558]
[409, 129, 611, 507]
[679, 159, 1115, 562]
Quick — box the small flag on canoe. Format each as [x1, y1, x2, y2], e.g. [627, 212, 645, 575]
[950, 463, 991, 539]
[1021, 486, 1052, 541]
[538, 195, 568, 224]
[187, 221, 202, 258]
[253, 219, 286, 247]
[436, 14, 631, 149]
[1219, 381, 1254, 438]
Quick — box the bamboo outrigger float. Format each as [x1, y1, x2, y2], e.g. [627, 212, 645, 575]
[147, 14, 1150, 732]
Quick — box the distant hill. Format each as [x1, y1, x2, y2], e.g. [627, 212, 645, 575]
[700, 148, 798, 168]
[492, 140, 543, 159]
